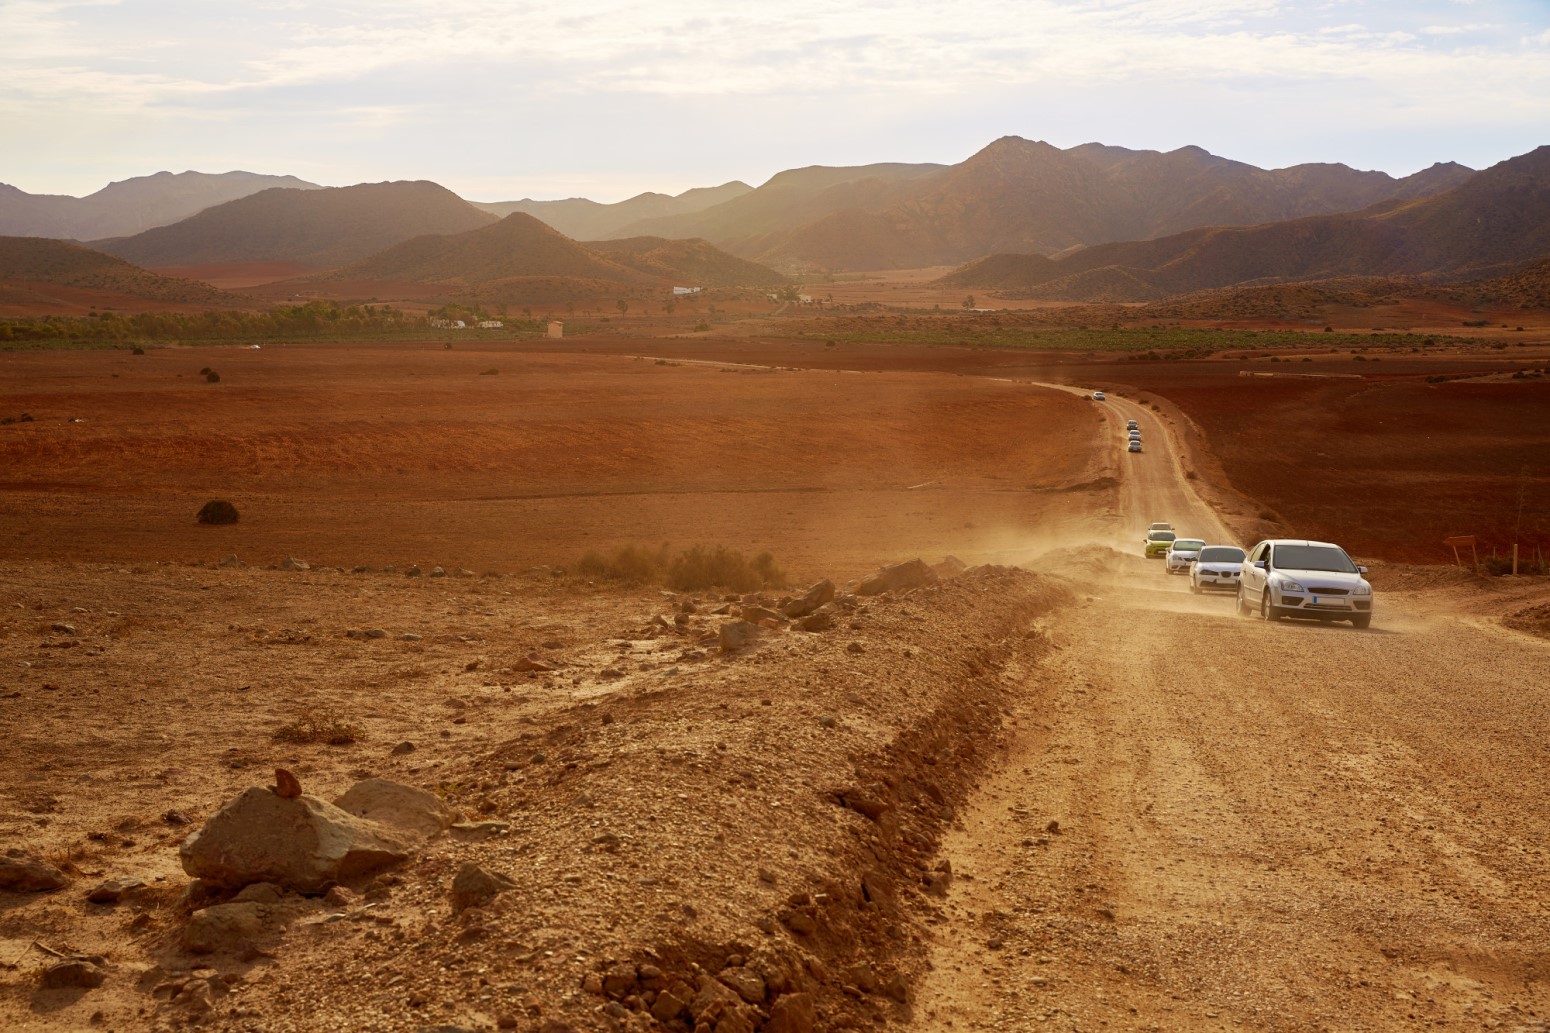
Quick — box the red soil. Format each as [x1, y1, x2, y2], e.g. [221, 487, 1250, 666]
[0, 340, 1098, 578]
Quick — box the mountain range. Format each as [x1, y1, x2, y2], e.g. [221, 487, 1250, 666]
[0, 171, 318, 241]
[473, 182, 752, 240]
[0, 236, 237, 311]
[96, 181, 497, 269]
[938, 145, 1550, 301]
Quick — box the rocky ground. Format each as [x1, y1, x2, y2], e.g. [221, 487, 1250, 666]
[1, 556, 1070, 1032]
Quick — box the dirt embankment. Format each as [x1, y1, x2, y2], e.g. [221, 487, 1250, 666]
[0, 560, 1070, 1031]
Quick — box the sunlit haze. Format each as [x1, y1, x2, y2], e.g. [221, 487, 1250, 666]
[3, 0, 1548, 199]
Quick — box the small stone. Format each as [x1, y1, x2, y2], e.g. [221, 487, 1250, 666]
[846, 641, 864, 654]
[324, 885, 358, 907]
[449, 862, 515, 912]
[765, 992, 816, 1033]
[40, 959, 106, 990]
[164, 809, 193, 826]
[87, 878, 144, 903]
[651, 980, 695, 1021]
[398, 633, 422, 642]
[391, 741, 416, 756]
[364, 628, 388, 639]
[405, 565, 422, 578]
[429, 566, 446, 578]
[817, 715, 837, 729]
[273, 768, 303, 799]
[52, 623, 76, 635]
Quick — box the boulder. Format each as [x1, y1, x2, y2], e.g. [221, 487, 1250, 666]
[332, 778, 453, 839]
[196, 499, 240, 525]
[718, 621, 761, 652]
[740, 605, 785, 624]
[798, 608, 836, 632]
[856, 559, 936, 596]
[179, 786, 414, 893]
[0, 852, 68, 892]
[782, 579, 836, 619]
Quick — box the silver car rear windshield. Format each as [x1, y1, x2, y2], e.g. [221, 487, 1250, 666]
[1274, 545, 1358, 573]
[1148, 531, 1176, 542]
[1172, 540, 1205, 551]
[1198, 546, 1245, 562]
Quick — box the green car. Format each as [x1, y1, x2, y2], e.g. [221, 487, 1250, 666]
[1144, 530, 1177, 558]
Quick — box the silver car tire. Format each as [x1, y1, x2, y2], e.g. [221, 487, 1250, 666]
[1236, 587, 1251, 616]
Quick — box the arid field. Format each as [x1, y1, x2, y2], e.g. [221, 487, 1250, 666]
[4, 323, 1550, 1033]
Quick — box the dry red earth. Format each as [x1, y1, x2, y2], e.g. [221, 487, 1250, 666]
[5, 316, 1550, 1033]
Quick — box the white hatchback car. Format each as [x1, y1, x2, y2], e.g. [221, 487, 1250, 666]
[1237, 539, 1373, 628]
[1165, 538, 1205, 574]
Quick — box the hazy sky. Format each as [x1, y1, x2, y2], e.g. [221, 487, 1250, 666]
[4, 0, 1548, 201]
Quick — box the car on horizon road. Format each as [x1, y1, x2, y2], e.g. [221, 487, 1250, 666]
[1128, 440, 1143, 453]
[1149, 521, 1173, 531]
[1190, 545, 1247, 593]
[1127, 419, 1139, 430]
[1092, 391, 1106, 401]
[1165, 538, 1206, 574]
[1237, 538, 1374, 628]
[1144, 529, 1176, 558]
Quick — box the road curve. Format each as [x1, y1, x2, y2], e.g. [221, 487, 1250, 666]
[915, 382, 1550, 1031]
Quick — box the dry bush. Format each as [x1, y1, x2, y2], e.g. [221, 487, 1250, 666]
[273, 714, 362, 746]
[576, 543, 787, 591]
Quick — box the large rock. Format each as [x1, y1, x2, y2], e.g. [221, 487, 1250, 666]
[196, 499, 239, 525]
[332, 778, 453, 839]
[856, 559, 937, 596]
[782, 579, 835, 619]
[179, 787, 414, 893]
[718, 621, 761, 652]
[0, 851, 68, 892]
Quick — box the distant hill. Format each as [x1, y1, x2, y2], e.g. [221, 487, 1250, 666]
[329, 214, 785, 297]
[610, 163, 949, 255]
[96, 181, 497, 269]
[938, 145, 1550, 302]
[0, 236, 238, 308]
[0, 171, 319, 240]
[335, 213, 653, 286]
[588, 236, 786, 287]
[748, 138, 1475, 271]
[474, 181, 752, 240]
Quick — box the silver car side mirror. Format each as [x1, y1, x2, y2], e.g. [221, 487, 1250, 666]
[1253, 560, 1266, 569]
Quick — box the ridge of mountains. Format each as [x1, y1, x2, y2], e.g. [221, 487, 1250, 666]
[320, 213, 786, 300]
[938, 145, 1550, 301]
[7, 137, 1550, 309]
[0, 171, 319, 241]
[96, 181, 499, 269]
[473, 182, 752, 241]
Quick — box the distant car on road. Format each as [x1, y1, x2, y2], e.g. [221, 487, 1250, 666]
[1144, 530, 1176, 558]
[1190, 545, 1247, 594]
[1165, 538, 1206, 574]
[1149, 522, 1173, 531]
[1128, 440, 1143, 453]
[1092, 391, 1106, 401]
[1237, 539, 1373, 628]
[1127, 419, 1139, 430]
[1128, 429, 1142, 440]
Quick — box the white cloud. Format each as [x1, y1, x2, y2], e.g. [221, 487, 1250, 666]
[3, 0, 1548, 196]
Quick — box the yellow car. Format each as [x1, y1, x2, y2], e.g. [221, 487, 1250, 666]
[1144, 530, 1176, 558]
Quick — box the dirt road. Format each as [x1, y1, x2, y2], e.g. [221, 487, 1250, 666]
[916, 393, 1550, 1030]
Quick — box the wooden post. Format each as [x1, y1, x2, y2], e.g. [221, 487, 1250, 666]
[1512, 543, 1519, 577]
[1472, 540, 1480, 575]
[1449, 543, 1461, 568]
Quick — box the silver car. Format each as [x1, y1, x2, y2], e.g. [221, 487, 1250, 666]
[1190, 545, 1246, 593]
[1165, 538, 1205, 574]
[1237, 539, 1373, 628]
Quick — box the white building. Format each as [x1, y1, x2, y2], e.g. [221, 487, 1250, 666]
[672, 286, 703, 295]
